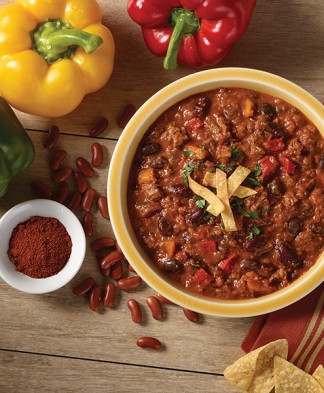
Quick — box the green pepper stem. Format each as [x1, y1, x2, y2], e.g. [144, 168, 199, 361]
[163, 8, 200, 70]
[32, 19, 103, 64]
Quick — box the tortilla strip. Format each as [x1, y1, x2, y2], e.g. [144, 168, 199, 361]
[213, 168, 237, 231]
[224, 339, 288, 393]
[188, 176, 224, 217]
[274, 356, 323, 393]
[227, 165, 252, 196]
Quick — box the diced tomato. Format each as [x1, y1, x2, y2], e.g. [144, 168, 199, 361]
[185, 117, 204, 131]
[265, 138, 285, 152]
[218, 253, 238, 274]
[279, 156, 296, 175]
[259, 156, 279, 182]
[193, 268, 213, 285]
[200, 239, 217, 253]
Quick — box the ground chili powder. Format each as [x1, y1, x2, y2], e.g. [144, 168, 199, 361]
[8, 216, 72, 279]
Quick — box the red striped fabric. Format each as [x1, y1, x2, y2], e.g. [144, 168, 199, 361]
[241, 283, 324, 374]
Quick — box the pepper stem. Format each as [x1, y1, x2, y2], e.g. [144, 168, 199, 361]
[32, 19, 103, 64]
[163, 8, 200, 70]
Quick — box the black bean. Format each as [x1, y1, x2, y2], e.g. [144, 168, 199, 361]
[310, 222, 324, 235]
[158, 259, 182, 273]
[193, 97, 211, 118]
[158, 217, 173, 236]
[267, 179, 285, 197]
[259, 103, 276, 118]
[275, 240, 301, 268]
[287, 218, 302, 236]
[141, 142, 161, 156]
[240, 259, 260, 272]
[169, 184, 193, 198]
[187, 209, 205, 227]
[244, 235, 266, 252]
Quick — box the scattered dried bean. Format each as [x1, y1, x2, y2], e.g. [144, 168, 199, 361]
[97, 195, 109, 219]
[127, 299, 142, 323]
[96, 251, 111, 277]
[51, 166, 73, 183]
[30, 179, 53, 199]
[101, 251, 124, 270]
[49, 149, 67, 171]
[156, 293, 174, 305]
[128, 263, 135, 273]
[183, 308, 199, 323]
[43, 125, 59, 149]
[91, 237, 115, 252]
[89, 287, 102, 312]
[67, 191, 82, 212]
[111, 261, 124, 280]
[89, 117, 108, 137]
[72, 277, 94, 296]
[73, 171, 88, 194]
[146, 296, 163, 320]
[115, 241, 124, 255]
[91, 142, 104, 167]
[118, 104, 136, 128]
[136, 337, 161, 350]
[117, 276, 142, 291]
[76, 157, 95, 177]
[81, 187, 97, 213]
[82, 212, 94, 237]
[54, 183, 70, 204]
[103, 283, 116, 308]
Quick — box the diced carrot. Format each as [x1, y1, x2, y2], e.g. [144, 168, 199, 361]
[193, 268, 213, 285]
[218, 253, 238, 274]
[242, 98, 254, 118]
[137, 168, 156, 185]
[163, 239, 176, 258]
[184, 144, 208, 159]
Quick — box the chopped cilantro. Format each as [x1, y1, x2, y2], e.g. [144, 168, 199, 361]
[247, 164, 262, 186]
[183, 150, 195, 156]
[182, 164, 195, 186]
[249, 225, 261, 239]
[214, 162, 227, 172]
[195, 196, 206, 209]
[230, 144, 243, 160]
[237, 206, 259, 219]
[250, 164, 262, 177]
[200, 144, 205, 150]
[246, 177, 262, 186]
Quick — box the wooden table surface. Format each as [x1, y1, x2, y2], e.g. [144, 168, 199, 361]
[0, 1, 323, 392]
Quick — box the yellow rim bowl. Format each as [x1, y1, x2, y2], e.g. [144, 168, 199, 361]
[108, 67, 324, 317]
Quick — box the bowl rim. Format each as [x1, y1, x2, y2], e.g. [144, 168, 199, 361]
[108, 67, 324, 317]
[0, 198, 86, 294]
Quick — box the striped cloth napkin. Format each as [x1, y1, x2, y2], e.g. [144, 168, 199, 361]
[241, 283, 324, 374]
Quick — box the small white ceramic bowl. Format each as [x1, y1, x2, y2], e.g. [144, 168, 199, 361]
[108, 67, 324, 317]
[0, 199, 86, 294]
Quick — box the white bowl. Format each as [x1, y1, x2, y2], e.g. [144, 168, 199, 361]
[108, 67, 324, 317]
[0, 199, 86, 294]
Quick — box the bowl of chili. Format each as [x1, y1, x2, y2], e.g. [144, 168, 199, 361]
[108, 67, 324, 317]
[0, 199, 86, 294]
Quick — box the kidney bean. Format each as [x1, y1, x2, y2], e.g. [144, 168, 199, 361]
[67, 190, 82, 212]
[51, 166, 73, 183]
[146, 296, 163, 320]
[117, 275, 142, 291]
[76, 157, 95, 177]
[89, 117, 108, 137]
[118, 104, 136, 128]
[287, 218, 302, 236]
[275, 240, 301, 268]
[111, 260, 124, 280]
[90, 237, 115, 252]
[193, 97, 211, 118]
[96, 251, 111, 277]
[158, 217, 173, 236]
[267, 179, 285, 197]
[128, 263, 135, 273]
[91, 142, 104, 168]
[97, 195, 109, 219]
[310, 222, 324, 235]
[259, 103, 276, 118]
[183, 308, 199, 323]
[73, 171, 88, 194]
[82, 212, 94, 237]
[49, 149, 67, 171]
[141, 142, 161, 156]
[136, 337, 161, 350]
[89, 287, 102, 312]
[103, 283, 116, 308]
[156, 293, 174, 305]
[115, 241, 124, 255]
[81, 188, 97, 213]
[169, 184, 193, 198]
[127, 299, 142, 323]
[54, 183, 70, 204]
[187, 209, 205, 226]
[101, 250, 124, 270]
[240, 259, 260, 272]
[43, 125, 59, 149]
[30, 179, 53, 199]
[72, 277, 94, 296]
[244, 235, 266, 252]
[158, 259, 182, 273]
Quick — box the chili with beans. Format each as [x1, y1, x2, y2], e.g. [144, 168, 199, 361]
[128, 88, 323, 300]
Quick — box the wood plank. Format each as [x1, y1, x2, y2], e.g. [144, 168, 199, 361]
[0, 350, 240, 393]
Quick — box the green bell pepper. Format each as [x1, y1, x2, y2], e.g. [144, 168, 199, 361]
[0, 97, 35, 197]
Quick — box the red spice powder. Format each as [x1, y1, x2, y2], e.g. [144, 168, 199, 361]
[8, 216, 72, 279]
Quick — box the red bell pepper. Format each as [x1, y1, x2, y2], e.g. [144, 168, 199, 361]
[193, 268, 213, 285]
[127, 0, 256, 70]
[218, 252, 238, 274]
[279, 156, 296, 175]
[200, 239, 217, 253]
[265, 138, 285, 153]
[259, 156, 279, 182]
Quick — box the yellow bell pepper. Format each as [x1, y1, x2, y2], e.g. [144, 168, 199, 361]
[0, 0, 115, 117]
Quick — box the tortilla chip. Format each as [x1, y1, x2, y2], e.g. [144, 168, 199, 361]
[213, 168, 237, 231]
[274, 356, 323, 393]
[188, 176, 224, 216]
[224, 339, 288, 393]
[313, 365, 324, 389]
[234, 185, 257, 198]
[227, 165, 251, 196]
